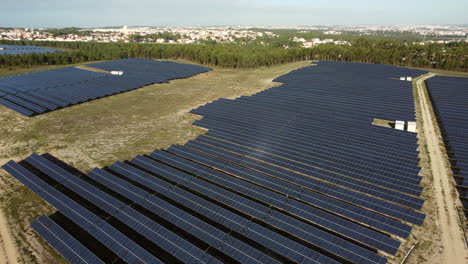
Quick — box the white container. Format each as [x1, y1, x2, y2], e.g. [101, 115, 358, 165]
[395, 120, 405, 130]
[407, 77, 412, 81]
[400, 77, 405, 81]
[407, 121, 417, 132]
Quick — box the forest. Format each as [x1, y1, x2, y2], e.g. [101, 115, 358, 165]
[0, 39, 466, 71]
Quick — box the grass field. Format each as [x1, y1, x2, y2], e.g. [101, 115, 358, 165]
[0, 60, 312, 264]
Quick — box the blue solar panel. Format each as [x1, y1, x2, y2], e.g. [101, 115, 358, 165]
[182, 139, 425, 225]
[426, 76, 468, 217]
[31, 215, 105, 264]
[155, 148, 401, 254]
[129, 155, 385, 264]
[0, 45, 57, 55]
[1, 160, 161, 263]
[87, 167, 281, 264]
[109, 160, 339, 264]
[1, 61, 429, 263]
[24, 153, 217, 264]
[0, 58, 211, 116]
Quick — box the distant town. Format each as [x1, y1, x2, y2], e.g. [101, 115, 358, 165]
[1, 25, 467, 48]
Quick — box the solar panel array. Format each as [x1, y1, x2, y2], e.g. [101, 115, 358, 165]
[425, 76, 468, 217]
[0, 45, 56, 55]
[0, 58, 211, 116]
[2, 61, 427, 263]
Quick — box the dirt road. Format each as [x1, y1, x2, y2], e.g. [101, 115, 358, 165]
[416, 73, 468, 263]
[0, 209, 19, 264]
[0, 170, 20, 264]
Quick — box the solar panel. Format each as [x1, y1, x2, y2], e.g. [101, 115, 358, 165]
[426, 76, 468, 217]
[31, 215, 105, 264]
[156, 148, 401, 254]
[108, 160, 339, 264]
[0, 59, 211, 116]
[129, 155, 386, 264]
[1, 160, 161, 263]
[24, 154, 217, 264]
[88, 167, 281, 264]
[2, 61, 429, 263]
[0, 45, 57, 55]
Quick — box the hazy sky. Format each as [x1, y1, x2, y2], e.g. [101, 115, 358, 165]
[1, 0, 467, 28]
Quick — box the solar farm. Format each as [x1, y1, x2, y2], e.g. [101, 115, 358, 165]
[0, 58, 211, 116]
[426, 76, 468, 217]
[0, 45, 56, 55]
[2, 61, 440, 264]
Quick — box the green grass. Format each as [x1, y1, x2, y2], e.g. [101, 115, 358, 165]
[0, 60, 311, 264]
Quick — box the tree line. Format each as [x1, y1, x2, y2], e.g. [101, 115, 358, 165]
[0, 39, 466, 71]
[40, 27, 94, 37]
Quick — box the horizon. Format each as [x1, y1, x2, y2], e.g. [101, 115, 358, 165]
[3, 24, 468, 30]
[1, 0, 467, 28]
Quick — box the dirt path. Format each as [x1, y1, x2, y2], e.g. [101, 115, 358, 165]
[0, 208, 19, 264]
[0, 166, 20, 264]
[417, 73, 468, 263]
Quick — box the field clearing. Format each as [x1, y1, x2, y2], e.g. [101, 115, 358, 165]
[0, 60, 311, 264]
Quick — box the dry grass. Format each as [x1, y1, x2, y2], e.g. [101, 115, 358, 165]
[0, 60, 311, 264]
[373, 118, 394, 128]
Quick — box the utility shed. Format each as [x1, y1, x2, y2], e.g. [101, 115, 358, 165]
[407, 77, 413, 81]
[110, 71, 123, 75]
[395, 120, 405, 130]
[400, 77, 406, 81]
[407, 121, 417, 132]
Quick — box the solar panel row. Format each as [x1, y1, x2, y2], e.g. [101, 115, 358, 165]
[425, 76, 468, 217]
[31, 215, 105, 264]
[0, 45, 56, 55]
[2, 61, 427, 263]
[0, 58, 211, 116]
[2, 160, 161, 264]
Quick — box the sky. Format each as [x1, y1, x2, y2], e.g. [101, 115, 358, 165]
[0, 0, 467, 28]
